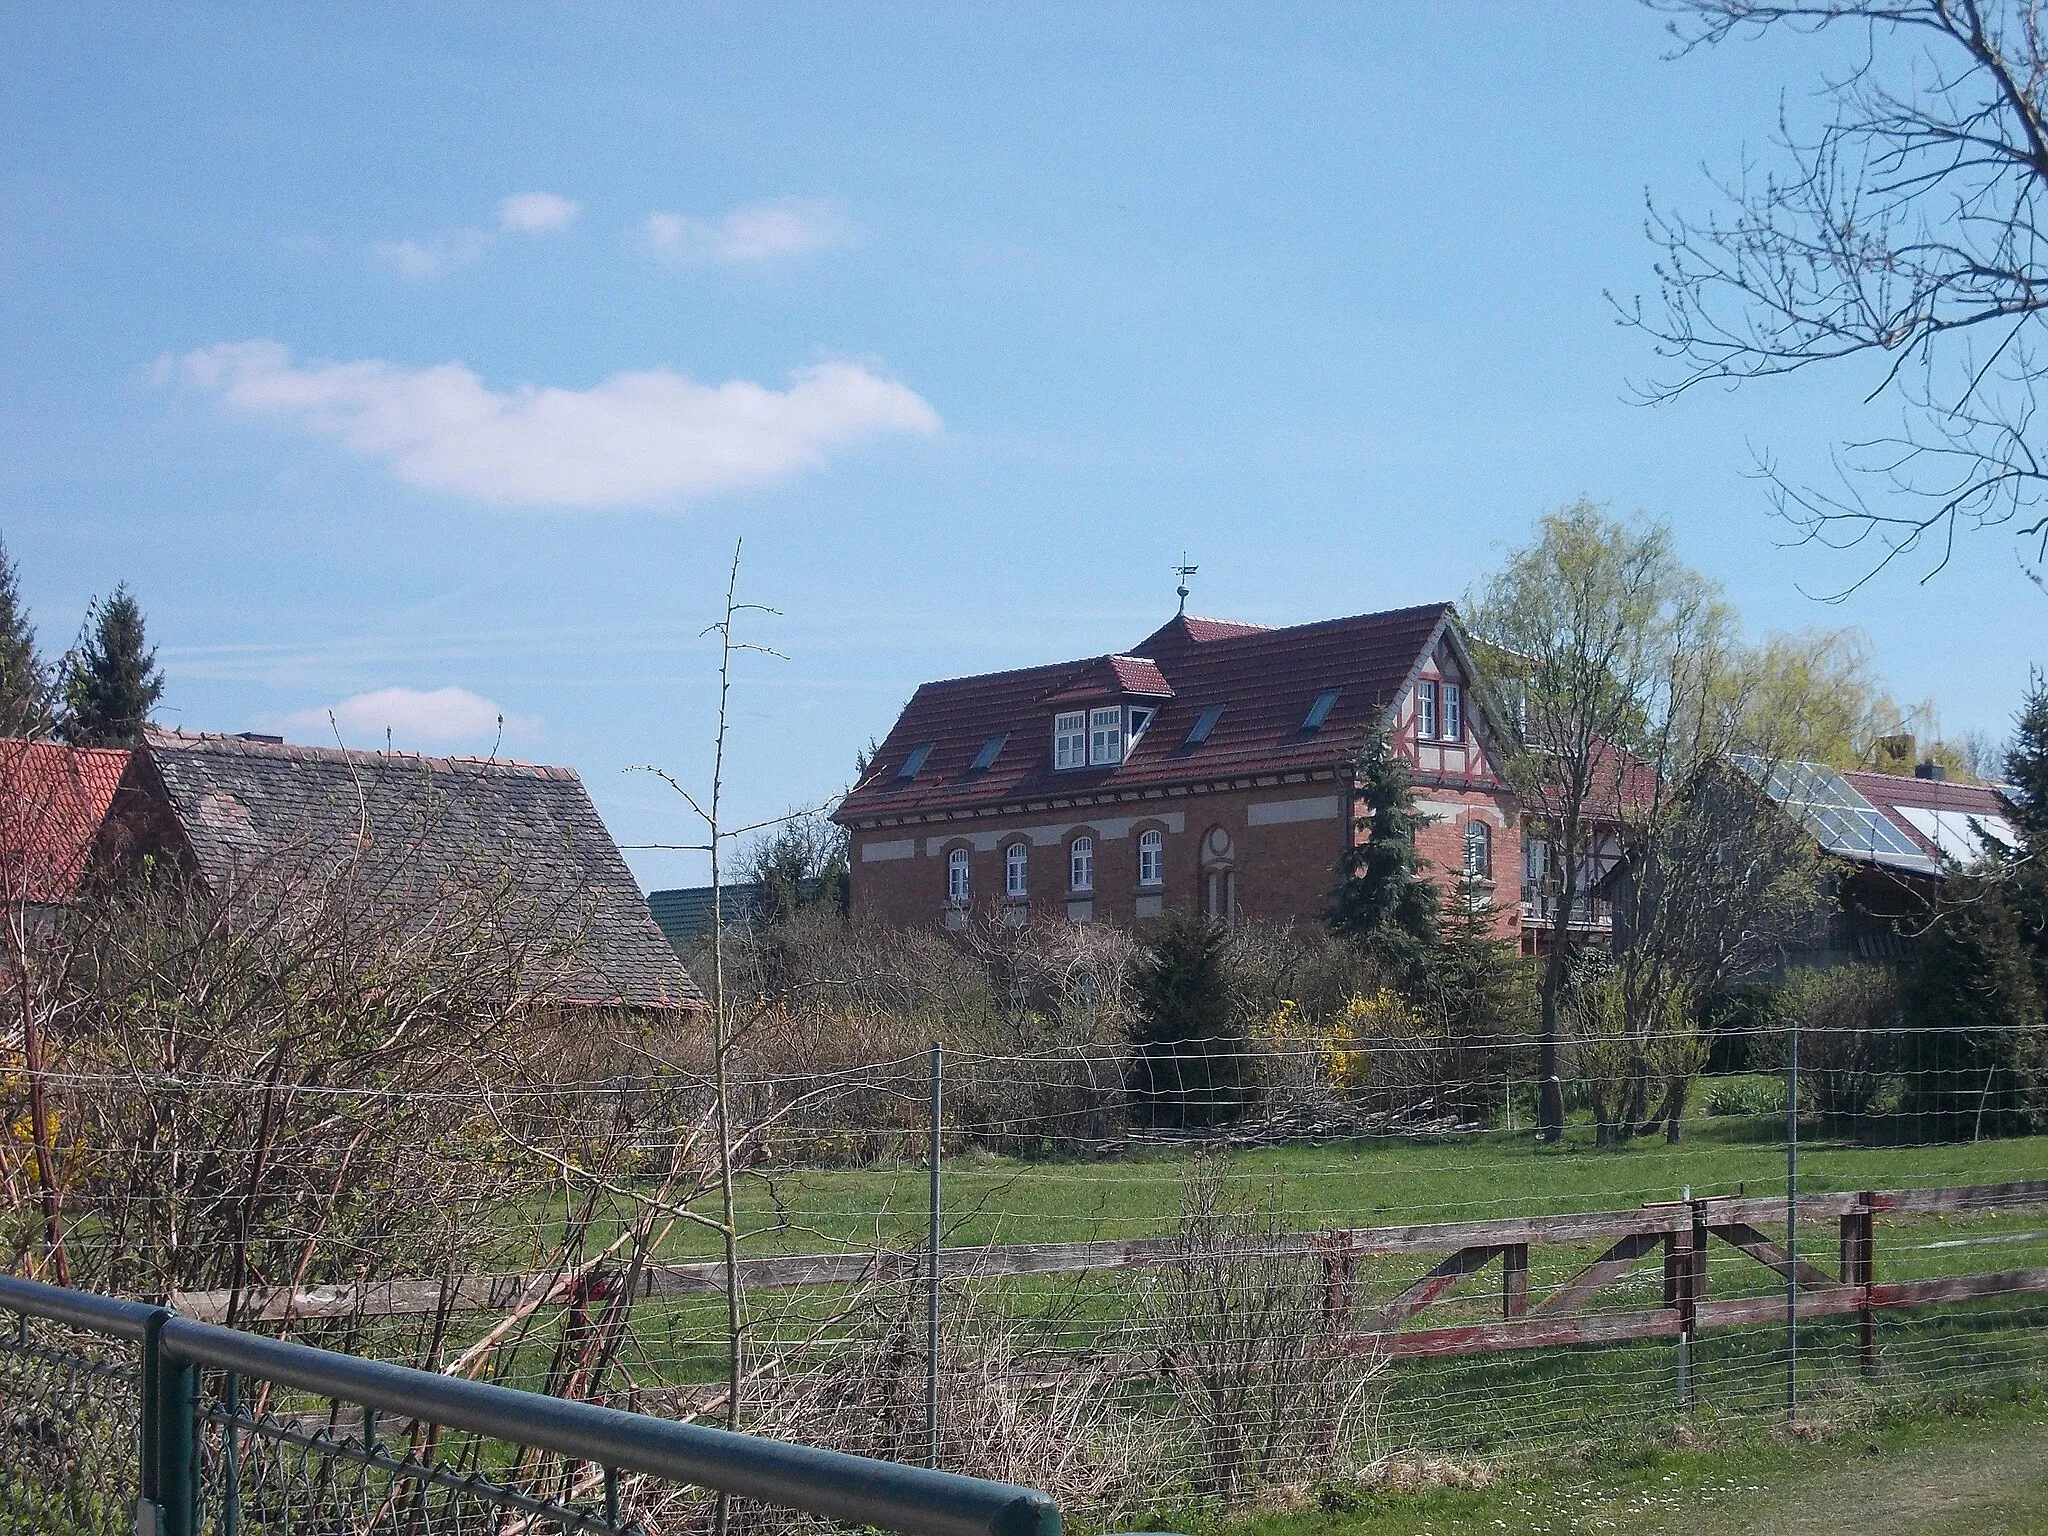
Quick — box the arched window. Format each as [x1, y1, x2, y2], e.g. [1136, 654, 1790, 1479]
[1069, 836, 1094, 893]
[1137, 828, 1164, 888]
[947, 848, 970, 904]
[1463, 821, 1492, 880]
[1005, 841, 1029, 898]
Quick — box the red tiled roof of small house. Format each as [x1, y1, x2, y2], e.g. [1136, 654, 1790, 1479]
[0, 739, 131, 904]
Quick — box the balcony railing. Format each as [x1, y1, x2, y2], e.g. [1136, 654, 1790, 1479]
[1520, 885, 1610, 929]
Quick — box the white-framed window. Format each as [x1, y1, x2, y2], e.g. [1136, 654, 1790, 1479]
[1088, 706, 1124, 766]
[1054, 711, 1087, 769]
[947, 848, 970, 904]
[1138, 828, 1164, 887]
[1463, 821, 1491, 879]
[1128, 706, 1156, 745]
[1005, 841, 1028, 898]
[1418, 679, 1439, 739]
[1069, 836, 1094, 893]
[1444, 682, 1463, 742]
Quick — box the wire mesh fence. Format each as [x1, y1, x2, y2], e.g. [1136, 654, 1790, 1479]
[6, 1003, 2048, 1524]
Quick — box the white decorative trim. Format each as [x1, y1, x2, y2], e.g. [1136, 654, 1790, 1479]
[1245, 795, 1343, 826]
[1415, 799, 1508, 827]
[925, 811, 1184, 858]
[860, 838, 917, 862]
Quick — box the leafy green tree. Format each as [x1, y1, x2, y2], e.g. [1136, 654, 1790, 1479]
[58, 585, 164, 748]
[1126, 909, 1255, 1128]
[1327, 724, 1439, 986]
[1468, 502, 1723, 1141]
[0, 533, 52, 738]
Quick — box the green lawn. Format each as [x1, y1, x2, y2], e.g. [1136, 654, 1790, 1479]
[1200, 1389, 2048, 1536]
[518, 1111, 2048, 1263]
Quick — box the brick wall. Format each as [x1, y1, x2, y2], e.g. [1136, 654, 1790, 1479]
[848, 775, 1521, 941]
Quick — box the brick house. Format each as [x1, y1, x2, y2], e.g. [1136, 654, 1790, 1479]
[832, 604, 1522, 938]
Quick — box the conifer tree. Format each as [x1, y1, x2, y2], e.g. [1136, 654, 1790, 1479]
[1126, 908, 1254, 1128]
[1327, 724, 1440, 986]
[1422, 872, 1530, 1123]
[58, 585, 164, 748]
[0, 533, 52, 738]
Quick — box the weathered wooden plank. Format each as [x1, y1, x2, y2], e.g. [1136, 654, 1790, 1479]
[1368, 1246, 1505, 1331]
[1707, 1221, 1839, 1291]
[1695, 1288, 1864, 1330]
[1870, 1181, 2048, 1216]
[1534, 1230, 1666, 1316]
[169, 1182, 2048, 1325]
[1867, 1267, 2048, 1309]
[1374, 1308, 1679, 1359]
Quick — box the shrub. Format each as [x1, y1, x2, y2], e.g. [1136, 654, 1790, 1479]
[1776, 965, 1902, 1126]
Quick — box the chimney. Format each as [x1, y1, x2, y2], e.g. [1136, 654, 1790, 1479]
[1914, 760, 1946, 782]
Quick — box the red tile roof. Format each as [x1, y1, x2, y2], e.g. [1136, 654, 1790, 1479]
[837, 603, 1460, 822]
[1132, 614, 1275, 653]
[1041, 655, 1174, 705]
[0, 739, 130, 904]
[1524, 739, 1661, 821]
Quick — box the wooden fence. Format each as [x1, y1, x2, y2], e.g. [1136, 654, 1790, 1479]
[169, 1179, 2048, 1368]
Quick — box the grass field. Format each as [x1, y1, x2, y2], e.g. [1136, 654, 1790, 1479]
[531, 1104, 2048, 1262]
[1209, 1388, 2048, 1536]
[469, 1102, 2048, 1459]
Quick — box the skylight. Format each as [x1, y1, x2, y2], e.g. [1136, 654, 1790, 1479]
[969, 734, 1007, 773]
[896, 743, 934, 781]
[1301, 690, 1340, 732]
[1185, 706, 1224, 746]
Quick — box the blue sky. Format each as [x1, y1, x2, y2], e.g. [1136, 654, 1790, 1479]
[2, 5, 2039, 889]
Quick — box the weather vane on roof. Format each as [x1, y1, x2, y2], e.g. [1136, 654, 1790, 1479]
[1173, 553, 1198, 615]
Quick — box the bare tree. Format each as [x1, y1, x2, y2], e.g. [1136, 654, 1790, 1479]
[1626, 0, 2048, 592]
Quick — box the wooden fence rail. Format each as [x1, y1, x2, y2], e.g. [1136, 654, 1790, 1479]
[169, 1179, 2048, 1369]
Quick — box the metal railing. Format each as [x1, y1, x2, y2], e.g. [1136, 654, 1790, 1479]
[0, 1274, 1062, 1536]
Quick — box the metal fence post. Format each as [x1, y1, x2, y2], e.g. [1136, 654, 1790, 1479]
[1675, 1187, 1692, 1412]
[927, 1040, 943, 1471]
[137, 1308, 197, 1536]
[1786, 1016, 1800, 1422]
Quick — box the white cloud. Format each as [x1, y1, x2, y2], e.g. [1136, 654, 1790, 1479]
[642, 198, 857, 265]
[284, 686, 533, 749]
[167, 340, 941, 508]
[498, 192, 580, 234]
[375, 228, 491, 280]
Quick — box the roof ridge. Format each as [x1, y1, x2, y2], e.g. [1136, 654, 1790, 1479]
[145, 727, 572, 779]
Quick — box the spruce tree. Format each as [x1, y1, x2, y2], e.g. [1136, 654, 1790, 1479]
[0, 533, 52, 738]
[1422, 872, 1529, 1123]
[58, 584, 165, 748]
[1327, 724, 1441, 986]
[1126, 909, 1255, 1128]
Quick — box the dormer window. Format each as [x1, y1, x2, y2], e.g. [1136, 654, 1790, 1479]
[897, 743, 934, 781]
[1302, 690, 1339, 732]
[1089, 707, 1124, 765]
[1128, 707, 1156, 746]
[1054, 712, 1087, 769]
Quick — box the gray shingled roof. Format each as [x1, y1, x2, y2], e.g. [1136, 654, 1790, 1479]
[143, 730, 701, 1011]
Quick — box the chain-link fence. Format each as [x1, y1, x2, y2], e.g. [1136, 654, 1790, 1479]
[0, 1274, 1063, 1536]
